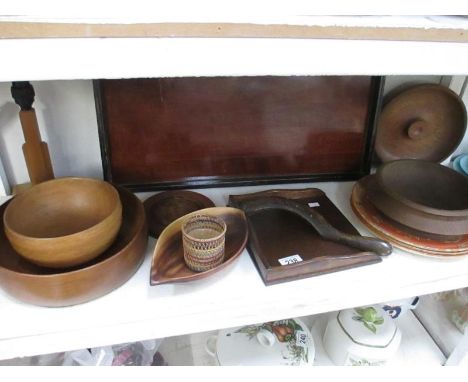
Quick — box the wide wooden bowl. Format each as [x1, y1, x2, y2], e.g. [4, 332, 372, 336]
[368, 160, 468, 236]
[0, 186, 147, 307]
[4, 177, 122, 268]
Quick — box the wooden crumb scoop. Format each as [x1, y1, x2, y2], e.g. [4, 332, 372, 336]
[11, 81, 54, 186]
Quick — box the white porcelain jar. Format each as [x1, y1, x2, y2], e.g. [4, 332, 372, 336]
[323, 306, 401, 366]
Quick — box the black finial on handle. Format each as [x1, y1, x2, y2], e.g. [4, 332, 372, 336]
[11, 81, 35, 111]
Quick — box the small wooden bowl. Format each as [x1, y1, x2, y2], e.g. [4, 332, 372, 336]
[4, 177, 122, 268]
[0, 186, 147, 307]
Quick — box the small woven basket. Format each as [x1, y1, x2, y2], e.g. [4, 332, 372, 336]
[182, 214, 227, 272]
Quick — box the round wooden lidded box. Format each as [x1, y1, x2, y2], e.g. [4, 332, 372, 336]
[323, 306, 401, 366]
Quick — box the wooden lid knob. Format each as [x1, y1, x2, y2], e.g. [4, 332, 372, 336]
[407, 120, 429, 140]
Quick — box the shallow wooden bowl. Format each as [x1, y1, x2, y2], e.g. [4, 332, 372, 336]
[368, 160, 468, 236]
[0, 186, 147, 307]
[4, 177, 122, 268]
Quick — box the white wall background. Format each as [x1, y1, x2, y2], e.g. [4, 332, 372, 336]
[0, 75, 466, 195]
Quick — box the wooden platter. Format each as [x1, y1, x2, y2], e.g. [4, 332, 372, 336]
[229, 188, 386, 285]
[144, 190, 215, 238]
[351, 176, 468, 258]
[150, 207, 248, 285]
[0, 186, 148, 307]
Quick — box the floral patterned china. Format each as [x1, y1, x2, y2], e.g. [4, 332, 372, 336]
[205, 318, 315, 366]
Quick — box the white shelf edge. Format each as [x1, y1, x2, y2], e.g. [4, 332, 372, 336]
[0, 38, 468, 82]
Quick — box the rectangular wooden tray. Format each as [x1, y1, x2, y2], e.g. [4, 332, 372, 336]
[95, 76, 383, 191]
[228, 188, 382, 285]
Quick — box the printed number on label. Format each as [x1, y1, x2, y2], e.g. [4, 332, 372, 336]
[296, 330, 309, 348]
[278, 254, 303, 266]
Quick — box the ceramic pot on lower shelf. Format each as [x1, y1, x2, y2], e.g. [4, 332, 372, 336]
[205, 318, 315, 366]
[323, 306, 401, 366]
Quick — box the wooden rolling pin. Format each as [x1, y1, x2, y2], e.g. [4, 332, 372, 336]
[11, 82, 54, 185]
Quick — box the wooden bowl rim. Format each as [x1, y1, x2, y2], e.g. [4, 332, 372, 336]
[0, 187, 145, 279]
[3, 177, 122, 241]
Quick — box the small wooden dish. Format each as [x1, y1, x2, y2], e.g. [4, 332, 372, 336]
[4, 177, 122, 268]
[143, 191, 215, 238]
[0, 186, 147, 307]
[351, 175, 468, 258]
[150, 207, 248, 285]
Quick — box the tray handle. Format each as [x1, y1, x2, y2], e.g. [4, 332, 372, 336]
[238, 196, 392, 257]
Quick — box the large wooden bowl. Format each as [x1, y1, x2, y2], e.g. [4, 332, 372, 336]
[0, 186, 147, 307]
[368, 160, 468, 236]
[4, 177, 122, 268]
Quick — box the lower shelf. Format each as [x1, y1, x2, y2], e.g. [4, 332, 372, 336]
[157, 310, 445, 366]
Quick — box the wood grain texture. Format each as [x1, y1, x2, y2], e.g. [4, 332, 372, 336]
[375, 84, 467, 163]
[98, 76, 379, 189]
[19, 110, 54, 184]
[0, 22, 467, 43]
[351, 175, 468, 257]
[228, 188, 382, 285]
[4, 177, 122, 268]
[150, 207, 248, 285]
[0, 186, 147, 307]
[144, 190, 215, 238]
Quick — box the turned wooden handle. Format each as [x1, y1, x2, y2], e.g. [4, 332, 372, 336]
[20, 110, 54, 184]
[11, 82, 54, 185]
[238, 196, 393, 257]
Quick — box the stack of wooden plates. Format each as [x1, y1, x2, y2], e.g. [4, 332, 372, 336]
[351, 175, 468, 258]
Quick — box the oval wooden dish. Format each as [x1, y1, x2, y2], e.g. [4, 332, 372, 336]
[150, 207, 248, 285]
[0, 187, 147, 307]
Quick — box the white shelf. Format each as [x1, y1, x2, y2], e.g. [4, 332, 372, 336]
[157, 310, 445, 366]
[0, 180, 467, 361]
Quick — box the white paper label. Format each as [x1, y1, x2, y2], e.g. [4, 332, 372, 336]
[278, 254, 303, 266]
[295, 330, 310, 348]
[308, 202, 320, 208]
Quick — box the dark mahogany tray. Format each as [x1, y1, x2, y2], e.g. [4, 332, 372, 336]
[150, 207, 248, 285]
[95, 76, 383, 191]
[228, 189, 387, 285]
